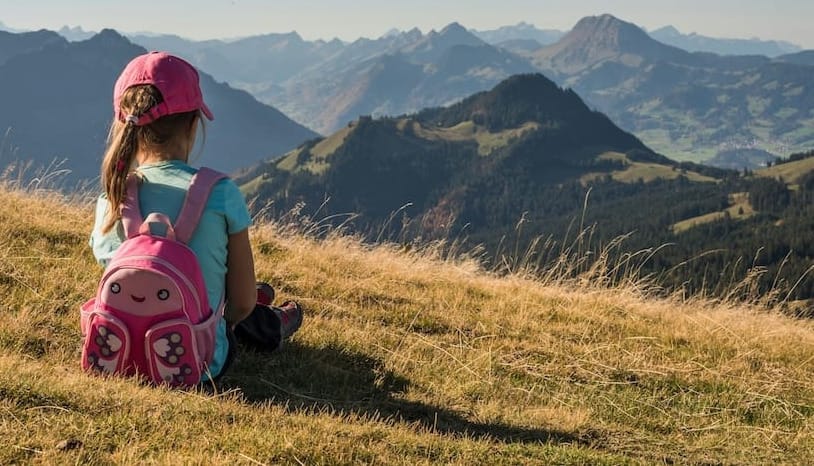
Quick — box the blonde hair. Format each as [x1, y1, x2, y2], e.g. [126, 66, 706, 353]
[100, 85, 201, 234]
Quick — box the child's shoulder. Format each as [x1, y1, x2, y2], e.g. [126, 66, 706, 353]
[200, 170, 247, 211]
[205, 171, 241, 196]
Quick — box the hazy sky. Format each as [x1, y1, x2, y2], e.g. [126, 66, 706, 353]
[1, 0, 812, 48]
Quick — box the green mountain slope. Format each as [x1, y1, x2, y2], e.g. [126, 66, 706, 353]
[238, 73, 665, 226]
[239, 74, 814, 302]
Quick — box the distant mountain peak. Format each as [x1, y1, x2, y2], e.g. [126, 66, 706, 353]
[431, 22, 483, 45]
[404, 27, 423, 40]
[571, 13, 645, 38]
[440, 22, 468, 34]
[473, 22, 564, 47]
[556, 13, 651, 54]
[281, 31, 304, 42]
[58, 24, 98, 42]
[535, 13, 688, 72]
[59, 25, 86, 33]
[93, 28, 129, 42]
[652, 25, 681, 37]
[78, 29, 136, 51]
[396, 21, 484, 62]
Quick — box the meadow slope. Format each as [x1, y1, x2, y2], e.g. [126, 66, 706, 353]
[1, 186, 813, 465]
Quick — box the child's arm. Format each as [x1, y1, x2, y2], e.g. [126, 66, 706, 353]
[224, 228, 256, 328]
[89, 195, 123, 267]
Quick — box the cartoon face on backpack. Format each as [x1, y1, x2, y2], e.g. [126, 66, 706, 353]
[100, 269, 183, 316]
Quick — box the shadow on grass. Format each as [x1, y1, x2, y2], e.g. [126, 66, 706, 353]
[217, 341, 587, 446]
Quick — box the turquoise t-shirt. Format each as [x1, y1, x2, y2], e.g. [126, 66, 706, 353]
[89, 160, 252, 380]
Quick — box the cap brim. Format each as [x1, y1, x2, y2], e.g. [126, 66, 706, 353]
[201, 102, 214, 121]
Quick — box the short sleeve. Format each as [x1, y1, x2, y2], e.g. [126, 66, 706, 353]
[220, 179, 252, 234]
[89, 195, 125, 267]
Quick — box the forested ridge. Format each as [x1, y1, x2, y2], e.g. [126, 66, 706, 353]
[238, 74, 814, 306]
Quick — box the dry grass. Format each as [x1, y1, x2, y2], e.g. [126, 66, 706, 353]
[1, 184, 813, 464]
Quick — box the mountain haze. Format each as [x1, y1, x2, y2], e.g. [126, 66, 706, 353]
[473, 22, 564, 47]
[128, 17, 814, 165]
[136, 23, 540, 135]
[0, 29, 64, 65]
[650, 25, 802, 57]
[531, 14, 814, 166]
[0, 29, 317, 184]
[58, 25, 96, 42]
[130, 32, 345, 89]
[270, 23, 539, 134]
[776, 50, 814, 66]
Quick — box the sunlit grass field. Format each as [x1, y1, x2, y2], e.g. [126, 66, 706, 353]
[1, 184, 813, 464]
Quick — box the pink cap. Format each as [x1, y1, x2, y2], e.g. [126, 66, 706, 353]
[113, 51, 214, 126]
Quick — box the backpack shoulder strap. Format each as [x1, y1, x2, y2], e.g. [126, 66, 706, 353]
[174, 167, 228, 244]
[120, 174, 143, 239]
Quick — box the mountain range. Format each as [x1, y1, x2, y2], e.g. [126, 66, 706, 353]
[268, 23, 539, 134]
[526, 14, 814, 166]
[0, 16, 810, 176]
[649, 25, 801, 57]
[475, 22, 804, 57]
[237, 73, 814, 301]
[129, 23, 539, 135]
[1, 19, 812, 300]
[36, 20, 803, 59]
[0, 29, 316, 184]
[117, 15, 814, 168]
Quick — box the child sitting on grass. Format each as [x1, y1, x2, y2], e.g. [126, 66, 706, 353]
[87, 51, 302, 384]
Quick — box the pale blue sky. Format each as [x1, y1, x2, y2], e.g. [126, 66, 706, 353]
[1, 0, 812, 48]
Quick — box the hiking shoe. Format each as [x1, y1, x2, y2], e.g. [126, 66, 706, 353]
[275, 300, 303, 340]
[256, 282, 275, 306]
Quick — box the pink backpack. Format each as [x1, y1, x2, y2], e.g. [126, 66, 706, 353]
[80, 168, 227, 386]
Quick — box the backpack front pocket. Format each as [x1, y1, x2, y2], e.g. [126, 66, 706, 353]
[81, 312, 131, 375]
[145, 320, 201, 386]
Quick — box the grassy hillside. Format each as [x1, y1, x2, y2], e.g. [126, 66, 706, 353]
[758, 156, 814, 185]
[2, 185, 814, 464]
[580, 151, 718, 185]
